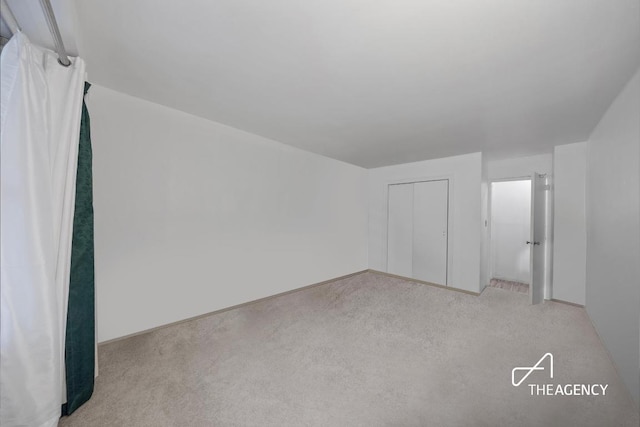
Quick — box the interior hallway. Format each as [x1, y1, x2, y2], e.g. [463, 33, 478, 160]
[60, 272, 638, 427]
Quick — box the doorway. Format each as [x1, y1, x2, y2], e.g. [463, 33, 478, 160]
[489, 179, 532, 294]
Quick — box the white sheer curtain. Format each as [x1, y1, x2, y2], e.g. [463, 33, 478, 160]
[1, 32, 86, 427]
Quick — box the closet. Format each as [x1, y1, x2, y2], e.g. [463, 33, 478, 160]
[387, 179, 449, 286]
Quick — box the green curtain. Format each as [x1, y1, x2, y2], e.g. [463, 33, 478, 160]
[62, 82, 95, 416]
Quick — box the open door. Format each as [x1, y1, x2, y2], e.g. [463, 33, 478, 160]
[529, 173, 546, 304]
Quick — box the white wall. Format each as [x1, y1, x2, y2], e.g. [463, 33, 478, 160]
[88, 85, 369, 343]
[552, 142, 587, 305]
[368, 153, 483, 294]
[585, 69, 640, 404]
[487, 153, 553, 180]
[490, 180, 532, 284]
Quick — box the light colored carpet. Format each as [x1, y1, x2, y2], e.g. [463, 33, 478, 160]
[489, 278, 530, 294]
[59, 272, 638, 427]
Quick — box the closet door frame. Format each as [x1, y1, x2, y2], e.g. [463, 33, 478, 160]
[384, 174, 454, 286]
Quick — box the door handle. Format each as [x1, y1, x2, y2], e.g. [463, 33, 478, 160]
[526, 241, 540, 245]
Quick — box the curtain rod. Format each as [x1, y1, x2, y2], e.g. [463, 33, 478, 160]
[1, 0, 20, 33]
[1, 0, 71, 66]
[38, 0, 71, 66]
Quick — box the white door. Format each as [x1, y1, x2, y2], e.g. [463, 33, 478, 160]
[413, 180, 448, 285]
[529, 173, 546, 305]
[387, 183, 413, 277]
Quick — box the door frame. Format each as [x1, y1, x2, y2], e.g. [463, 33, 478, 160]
[384, 174, 454, 286]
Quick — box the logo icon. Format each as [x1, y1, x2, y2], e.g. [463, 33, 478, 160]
[512, 352, 553, 387]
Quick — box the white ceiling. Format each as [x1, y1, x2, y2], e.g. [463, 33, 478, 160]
[5, 1, 640, 167]
[2, 0, 78, 55]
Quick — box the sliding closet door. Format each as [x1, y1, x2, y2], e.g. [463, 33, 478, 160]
[412, 180, 448, 285]
[387, 183, 413, 277]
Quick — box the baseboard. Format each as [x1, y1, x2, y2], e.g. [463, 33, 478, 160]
[549, 298, 585, 308]
[367, 269, 481, 296]
[99, 269, 481, 346]
[583, 304, 638, 407]
[549, 295, 638, 406]
[99, 269, 369, 346]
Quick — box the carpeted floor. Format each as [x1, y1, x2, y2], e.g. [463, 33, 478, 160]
[59, 272, 638, 427]
[489, 278, 530, 294]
